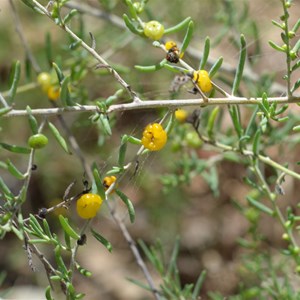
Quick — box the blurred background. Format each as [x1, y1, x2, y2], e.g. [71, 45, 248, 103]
[1, 0, 300, 299]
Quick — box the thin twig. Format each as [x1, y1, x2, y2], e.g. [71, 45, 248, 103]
[4, 95, 300, 118]
[196, 132, 300, 181]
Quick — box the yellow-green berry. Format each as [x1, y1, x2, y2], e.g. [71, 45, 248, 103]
[28, 134, 48, 149]
[144, 21, 164, 40]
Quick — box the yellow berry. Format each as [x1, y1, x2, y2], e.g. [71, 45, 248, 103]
[165, 41, 177, 51]
[175, 109, 188, 123]
[193, 70, 213, 93]
[37, 72, 51, 93]
[141, 123, 167, 151]
[76, 193, 103, 219]
[47, 86, 60, 101]
[144, 21, 164, 40]
[103, 176, 117, 190]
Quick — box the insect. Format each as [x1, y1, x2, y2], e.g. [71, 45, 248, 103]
[165, 41, 180, 64]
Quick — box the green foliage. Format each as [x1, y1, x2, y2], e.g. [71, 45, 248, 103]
[1, 0, 300, 299]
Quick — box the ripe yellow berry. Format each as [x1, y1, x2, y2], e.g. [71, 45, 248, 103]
[165, 41, 177, 51]
[47, 86, 60, 101]
[193, 70, 212, 93]
[141, 123, 167, 151]
[103, 176, 117, 190]
[76, 193, 103, 219]
[175, 109, 188, 123]
[144, 21, 164, 40]
[37, 72, 51, 93]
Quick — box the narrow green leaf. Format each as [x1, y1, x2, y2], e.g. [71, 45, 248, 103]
[54, 245, 68, 275]
[45, 286, 54, 300]
[291, 60, 300, 72]
[52, 62, 64, 83]
[163, 64, 189, 73]
[281, 32, 288, 44]
[21, 0, 36, 10]
[245, 106, 259, 137]
[115, 189, 135, 223]
[48, 122, 71, 154]
[228, 105, 243, 138]
[25, 56, 32, 82]
[292, 39, 300, 54]
[127, 136, 142, 145]
[268, 40, 286, 52]
[42, 219, 53, 239]
[135, 59, 167, 72]
[69, 40, 82, 50]
[271, 20, 284, 29]
[274, 103, 288, 116]
[274, 104, 289, 116]
[291, 78, 300, 93]
[126, 0, 138, 19]
[138, 240, 158, 269]
[0, 143, 31, 154]
[99, 114, 112, 135]
[292, 18, 300, 33]
[7, 61, 21, 103]
[199, 37, 210, 70]
[58, 215, 80, 240]
[246, 196, 274, 216]
[207, 106, 220, 139]
[261, 92, 269, 110]
[123, 14, 143, 35]
[164, 17, 192, 34]
[209, 57, 223, 78]
[232, 35, 246, 95]
[27, 239, 51, 244]
[127, 278, 152, 292]
[76, 263, 92, 277]
[167, 237, 180, 276]
[45, 32, 53, 67]
[29, 214, 45, 237]
[26, 106, 38, 134]
[293, 125, 300, 132]
[0, 106, 12, 117]
[91, 228, 112, 252]
[105, 89, 124, 106]
[60, 76, 73, 106]
[92, 163, 106, 200]
[276, 116, 289, 122]
[252, 129, 261, 155]
[180, 21, 194, 56]
[118, 136, 128, 168]
[63, 9, 78, 24]
[192, 270, 207, 300]
[0, 176, 14, 199]
[6, 159, 25, 180]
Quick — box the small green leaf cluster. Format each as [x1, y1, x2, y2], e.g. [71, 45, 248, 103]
[269, 0, 300, 95]
[132, 239, 207, 300]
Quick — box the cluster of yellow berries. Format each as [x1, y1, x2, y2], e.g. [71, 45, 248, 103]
[192, 70, 212, 93]
[76, 176, 117, 219]
[141, 123, 167, 151]
[37, 72, 60, 101]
